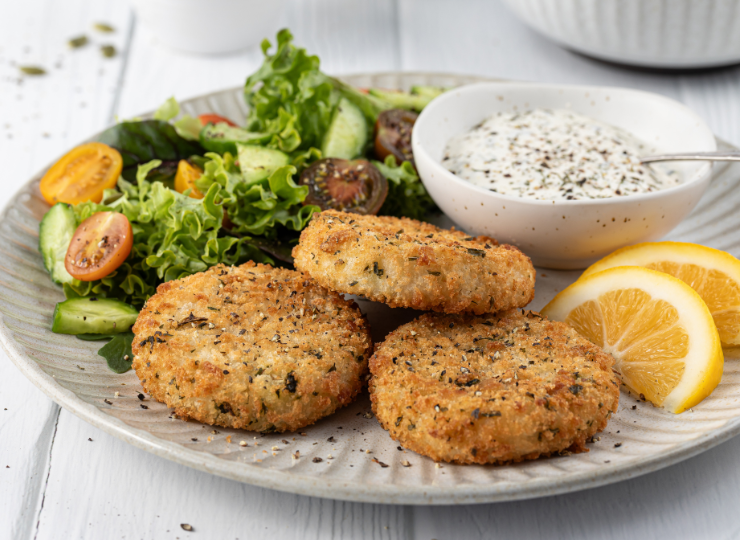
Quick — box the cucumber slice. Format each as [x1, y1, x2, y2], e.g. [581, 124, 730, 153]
[409, 85, 447, 100]
[321, 98, 368, 160]
[368, 88, 437, 111]
[199, 123, 271, 155]
[39, 203, 76, 285]
[236, 144, 290, 184]
[52, 297, 138, 335]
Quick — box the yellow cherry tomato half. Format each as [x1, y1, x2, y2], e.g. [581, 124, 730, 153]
[65, 212, 133, 282]
[174, 159, 204, 199]
[39, 142, 122, 205]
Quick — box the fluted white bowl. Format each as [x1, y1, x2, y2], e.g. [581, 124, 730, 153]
[502, 0, 740, 68]
[412, 82, 716, 269]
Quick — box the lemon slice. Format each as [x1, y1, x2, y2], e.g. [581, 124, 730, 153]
[542, 266, 723, 413]
[582, 242, 740, 346]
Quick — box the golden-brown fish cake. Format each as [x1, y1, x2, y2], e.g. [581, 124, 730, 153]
[132, 262, 373, 433]
[292, 210, 535, 315]
[369, 309, 619, 464]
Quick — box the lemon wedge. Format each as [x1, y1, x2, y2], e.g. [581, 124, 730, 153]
[582, 242, 740, 346]
[542, 266, 723, 413]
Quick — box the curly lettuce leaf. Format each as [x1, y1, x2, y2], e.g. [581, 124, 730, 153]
[290, 147, 322, 170]
[244, 31, 335, 153]
[153, 96, 201, 141]
[64, 160, 271, 307]
[244, 29, 387, 155]
[374, 156, 438, 220]
[196, 152, 319, 237]
[173, 115, 202, 141]
[153, 96, 180, 122]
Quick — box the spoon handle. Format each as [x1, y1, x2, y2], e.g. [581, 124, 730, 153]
[641, 151, 740, 164]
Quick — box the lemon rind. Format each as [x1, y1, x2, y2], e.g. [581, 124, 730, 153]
[581, 241, 740, 346]
[582, 241, 740, 279]
[543, 266, 723, 413]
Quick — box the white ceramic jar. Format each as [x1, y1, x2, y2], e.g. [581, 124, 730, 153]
[502, 0, 740, 69]
[129, 0, 287, 55]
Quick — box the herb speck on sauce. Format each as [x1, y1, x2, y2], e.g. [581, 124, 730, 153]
[443, 109, 678, 200]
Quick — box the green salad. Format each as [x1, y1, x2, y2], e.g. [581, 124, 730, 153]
[37, 29, 445, 372]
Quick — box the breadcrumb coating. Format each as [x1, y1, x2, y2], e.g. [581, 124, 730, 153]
[132, 262, 373, 433]
[292, 210, 535, 314]
[369, 309, 619, 464]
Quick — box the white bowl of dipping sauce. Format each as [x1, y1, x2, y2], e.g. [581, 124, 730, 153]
[412, 83, 716, 269]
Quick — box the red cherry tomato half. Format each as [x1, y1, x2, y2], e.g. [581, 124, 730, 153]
[299, 158, 388, 215]
[198, 114, 237, 127]
[374, 109, 418, 167]
[65, 212, 133, 282]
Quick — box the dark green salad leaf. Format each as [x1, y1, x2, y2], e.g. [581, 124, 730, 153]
[246, 234, 297, 264]
[76, 333, 117, 341]
[97, 119, 203, 183]
[374, 156, 438, 220]
[97, 332, 135, 374]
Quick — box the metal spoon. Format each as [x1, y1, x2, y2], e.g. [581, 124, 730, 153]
[641, 151, 740, 164]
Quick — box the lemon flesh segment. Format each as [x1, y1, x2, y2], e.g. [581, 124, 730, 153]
[543, 266, 723, 413]
[582, 241, 740, 346]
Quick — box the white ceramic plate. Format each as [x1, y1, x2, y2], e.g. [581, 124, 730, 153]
[3, 73, 740, 505]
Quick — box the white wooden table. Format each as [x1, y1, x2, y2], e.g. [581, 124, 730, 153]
[4, 1, 740, 538]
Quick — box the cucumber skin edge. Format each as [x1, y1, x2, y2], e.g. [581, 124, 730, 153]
[51, 298, 138, 335]
[39, 202, 76, 285]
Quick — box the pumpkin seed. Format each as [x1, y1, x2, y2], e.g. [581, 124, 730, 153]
[19, 66, 46, 76]
[94, 22, 115, 33]
[68, 35, 88, 48]
[100, 45, 117, 58]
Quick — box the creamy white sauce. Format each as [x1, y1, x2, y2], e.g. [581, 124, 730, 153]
[443, 108, 678, 200]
